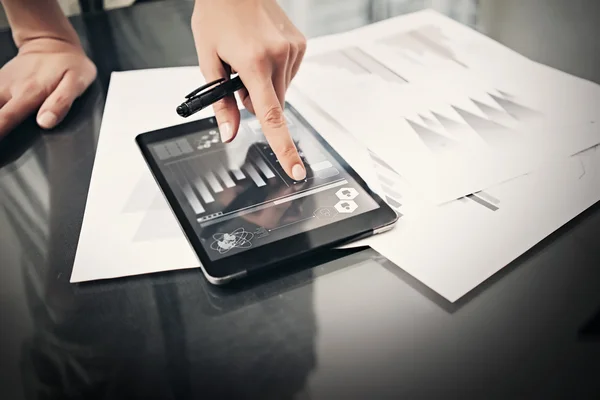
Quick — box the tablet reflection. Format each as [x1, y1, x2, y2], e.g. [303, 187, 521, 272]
[0, 133, 320, 400]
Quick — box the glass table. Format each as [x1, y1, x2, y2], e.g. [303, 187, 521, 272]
[1, 1, 599, 398]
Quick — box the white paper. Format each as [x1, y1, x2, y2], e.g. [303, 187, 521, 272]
[340, 143, 600, 302]
[292, 9, 600, 203]
[71, 68, 214, 282]
[293, 84, 600, 302]
[293, 75, 600, 302]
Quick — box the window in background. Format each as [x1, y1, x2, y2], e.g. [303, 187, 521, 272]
[278, 0, 479, 38]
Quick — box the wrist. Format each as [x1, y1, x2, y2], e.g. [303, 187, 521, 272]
[12, 16, 80, 48]
[2, 0, 80, 48]
[14, 28, 80, 49]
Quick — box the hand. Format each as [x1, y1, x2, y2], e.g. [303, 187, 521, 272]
[192, 0, 307, 181]
[0, 37, 97, 138]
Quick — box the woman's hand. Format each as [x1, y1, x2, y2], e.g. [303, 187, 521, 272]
[0, 38, 97, 138]
[192, 0, 307, 180]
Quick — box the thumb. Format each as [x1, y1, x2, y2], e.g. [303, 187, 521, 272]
[199, 54, 240, 143]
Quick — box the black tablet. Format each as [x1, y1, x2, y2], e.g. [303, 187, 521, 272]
[136, 102, 398, 284]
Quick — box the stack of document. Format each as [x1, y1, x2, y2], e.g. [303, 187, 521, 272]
[288, 9, 600, 301]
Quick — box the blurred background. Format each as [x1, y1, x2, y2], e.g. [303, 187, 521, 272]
[0, 0, 479, 31]
[0, 0, 599, 85]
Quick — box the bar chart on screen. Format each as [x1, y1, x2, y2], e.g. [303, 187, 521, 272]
[149, 112, 351, 228]
[157, 139, 282, 220]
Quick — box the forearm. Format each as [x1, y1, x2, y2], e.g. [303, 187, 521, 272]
[1, 0, 79, 47]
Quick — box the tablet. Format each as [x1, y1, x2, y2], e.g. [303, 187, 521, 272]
[136, 103, 398, 284]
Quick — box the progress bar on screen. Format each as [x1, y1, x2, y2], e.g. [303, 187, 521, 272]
[198, 179, 348, 227]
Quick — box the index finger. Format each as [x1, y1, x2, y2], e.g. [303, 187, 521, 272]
[243, 77, 306, 181]
[0, 91, 43, 138]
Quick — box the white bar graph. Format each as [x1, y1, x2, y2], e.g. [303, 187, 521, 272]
[205, 171, 223, 193]
[231, 168, 245, 180]
[193, 177, 214, 203]
[255, 158, 276, 179]
[182, 185, 205, 214]
[216, 164, 236, 188]
[244, 164, 266, 187]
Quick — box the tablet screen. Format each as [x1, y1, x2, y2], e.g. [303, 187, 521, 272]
[147, 106, 380, 261]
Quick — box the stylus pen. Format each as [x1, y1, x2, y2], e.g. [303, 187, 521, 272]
[176, 76, 245, 118]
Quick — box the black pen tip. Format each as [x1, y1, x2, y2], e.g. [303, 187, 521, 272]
[176, 104, 189, 117]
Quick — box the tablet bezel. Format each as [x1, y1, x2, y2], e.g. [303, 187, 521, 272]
[136, 103, 398, 283]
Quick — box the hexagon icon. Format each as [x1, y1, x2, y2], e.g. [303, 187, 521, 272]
[313, 206, 338, 219]
[335, 200, 358, 214]
[336, 187, 359, 200]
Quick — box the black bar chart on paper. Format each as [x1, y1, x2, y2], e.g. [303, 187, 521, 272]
[305, 46, 408, 84]
[378, 25, 469, 69]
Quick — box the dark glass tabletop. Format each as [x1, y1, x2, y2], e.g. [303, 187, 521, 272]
[1, 1, 599, 399]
